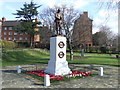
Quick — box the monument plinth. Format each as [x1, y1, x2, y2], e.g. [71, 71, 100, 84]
[44, 35, 71, 75]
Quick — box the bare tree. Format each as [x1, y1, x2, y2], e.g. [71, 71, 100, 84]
[97, 0, 119, 24]
[39, 5, 80, 60]
[111, 34, 120, 51]
[98, 0, 118, 10]
[93, 25, 115, 47]
[39, 26, 53, 49]
[39, 8, 55, 32]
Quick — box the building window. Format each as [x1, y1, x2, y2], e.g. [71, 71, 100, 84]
[8, 32, 12, 35]
[4, 37, 7, 40]
[25, 37, 28, 40]
[4, 32, 7, 35]
[14, 37, 18, 40]
[4, 27, 7, 30]
[14, 32, 18, 35]
[89, 44, 91, 46]
[8, 37, 12, 40]
[9, 27, 12, 30]
[19, 37, 23, 40]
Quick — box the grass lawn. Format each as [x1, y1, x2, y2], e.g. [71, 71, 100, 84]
[68, 53, 119, 66]
[2, 49, 119, 66]
[2, 49, 50, 66]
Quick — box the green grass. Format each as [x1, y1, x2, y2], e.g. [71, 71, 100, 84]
[68, 53, 119, 66]
[2, 49, 119, 66]
[2, 49, 50, 66]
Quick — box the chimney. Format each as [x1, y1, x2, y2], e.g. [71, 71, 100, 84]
[83, 12, 88, 18]
[2, 17, 6, 22]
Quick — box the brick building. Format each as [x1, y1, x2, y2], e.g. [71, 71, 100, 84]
[1, 17, 40, 47]
[72, 12, 93, 48]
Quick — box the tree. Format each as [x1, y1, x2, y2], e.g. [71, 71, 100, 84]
[39, 5, 80, 60]
[39, 26, 53, 49]
[13, 1, 41, 48]
[97, 0, 119, 24]
[61, 5, 80, 60]
[98, 0, 118, 10]
[111, 34, 120, 51]
[93, 25, 115, 47]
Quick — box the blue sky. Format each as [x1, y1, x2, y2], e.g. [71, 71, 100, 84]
[0, 0, 119, 34]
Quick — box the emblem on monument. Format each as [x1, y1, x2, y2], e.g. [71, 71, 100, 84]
[58, 51, 64, 58]
[58, 41, 65, 48]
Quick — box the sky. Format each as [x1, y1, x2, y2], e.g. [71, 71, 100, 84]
[0, 0, 119, 34]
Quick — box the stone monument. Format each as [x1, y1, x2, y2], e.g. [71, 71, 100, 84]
[44, 9, 71, 75]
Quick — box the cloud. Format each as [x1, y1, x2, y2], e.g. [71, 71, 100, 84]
[93, 8, 118, 34]
[73, 0, 89, 9]
[0, 0, 31, 2]
[46, 0, 56, 8]
[0, 0, 5, 16]
[98, 9, 118, 18]
[5, 6, 16, 12]
[37, 0, 89, 8]
[98, 0, 119, 3]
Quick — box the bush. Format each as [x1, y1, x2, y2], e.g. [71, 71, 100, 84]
[40, 43, 50, 50]
[17, 42, 30, 48]
[1, 40, 16, 49]
[100, 47, 107, 53]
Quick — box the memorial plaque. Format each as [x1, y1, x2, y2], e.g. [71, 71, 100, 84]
[58, 41, 65, 48]
[58, 51, 64, 58]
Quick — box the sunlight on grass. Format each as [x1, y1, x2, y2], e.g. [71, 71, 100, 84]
[68, 53, 118, 66]
[2, 49, 119, 66]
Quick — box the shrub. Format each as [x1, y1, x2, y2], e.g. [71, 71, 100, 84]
[17, 42, 30, 48]
[1, 40, 16, 48]
[100, 47, 107, 53]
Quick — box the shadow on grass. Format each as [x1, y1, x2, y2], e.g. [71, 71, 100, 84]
[93, 56, 117, 59]
[69, 63, 119, 67]
[2, 50, 50, 66]
[33, 83, 44, 86]
[2, 70, 17, 74]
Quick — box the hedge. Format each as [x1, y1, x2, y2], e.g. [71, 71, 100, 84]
[1, 40, 16, 48]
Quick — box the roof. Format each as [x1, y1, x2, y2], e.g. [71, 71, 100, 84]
[2, 21, 21, 27]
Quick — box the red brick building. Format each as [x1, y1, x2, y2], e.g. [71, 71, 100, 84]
[1, 17, 40, 47]
[72, 12, 93, 48]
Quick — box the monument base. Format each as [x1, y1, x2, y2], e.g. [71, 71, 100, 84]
[44, 36, 71, 75]
[44, 60, 71, 75]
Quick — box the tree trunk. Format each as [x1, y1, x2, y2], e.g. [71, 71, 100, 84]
[67, 38, 73, 60]
[30, 38, 33, 48]
[70, 49, 73, 60]
[30, 36, 34, 48]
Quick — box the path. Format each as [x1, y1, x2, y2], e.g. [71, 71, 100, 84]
[1, 64, 119, 88]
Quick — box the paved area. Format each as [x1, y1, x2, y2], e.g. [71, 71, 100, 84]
[1, 64, 119, 88]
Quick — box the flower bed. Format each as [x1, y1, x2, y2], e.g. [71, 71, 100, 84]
[26, 69, 91, 80]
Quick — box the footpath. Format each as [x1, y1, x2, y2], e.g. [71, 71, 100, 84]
[1, 64, 119, 88]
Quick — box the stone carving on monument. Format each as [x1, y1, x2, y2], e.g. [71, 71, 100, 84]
[44, 9, 71, 75]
